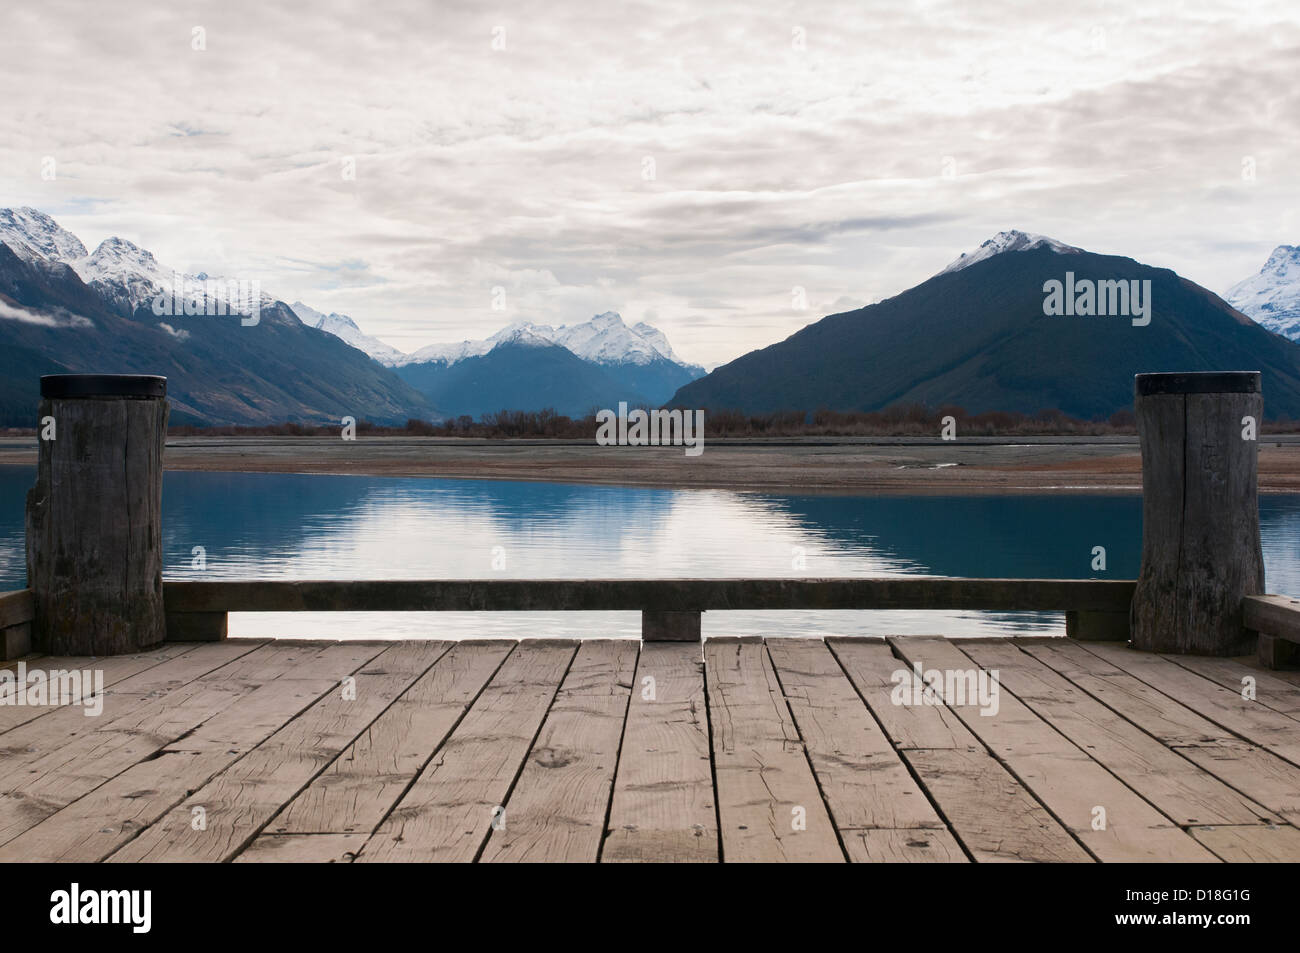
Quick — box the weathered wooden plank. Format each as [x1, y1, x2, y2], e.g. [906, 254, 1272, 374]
[825, 638, 971, 750]
[0, 642, 379, 852]
[1190, 825, 1300, 862]
[234, 833, 365, 863]
[826, 638, 1090, 862]
[704, 639, 843, 862]
[602, 642, 716, 863]
[840, 827, 968, 862]
[0, 640, 274, 789]
[357, 641, 577, 863]
[905, 747, 1093, 862]
[269, 641, 514, 835]
[0, 642, 198, 734]
[1164, 654, 1300, 720]
[162, 577, 1138, 613]
[480, 641, 638, 862]
[1025, 639, 1300, 825]
[106, 642, 450, 863]
[1077, 641, 1300, 767]
[957, 641, 1275, 826]
[767, 638, 945, 830]
[889, 637, 1218, 862]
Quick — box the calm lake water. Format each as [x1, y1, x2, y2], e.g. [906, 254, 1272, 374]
[2, 466, 1299, 640]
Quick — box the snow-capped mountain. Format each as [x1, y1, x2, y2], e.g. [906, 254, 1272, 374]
[390, 312, 705, 416]
[71, 236, 179, 313]
[0, 207, 271, 321]
[1226, 245, 1300, 342]
[553, 311, 697, 367]
[0, 207, 431, 426]
[0, 207, 88, 263]
[290, 301, 406, 364]
[941, 229, 1083, 275]
[394, 311, 702, 371]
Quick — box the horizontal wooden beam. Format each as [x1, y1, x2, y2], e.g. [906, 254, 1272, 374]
[163, 578, 1136, 614]
[1243, 594, 1300, 643]
[0, 589, 35, 629]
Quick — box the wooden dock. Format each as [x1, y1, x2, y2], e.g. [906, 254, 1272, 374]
[2, 634, 1298, 863]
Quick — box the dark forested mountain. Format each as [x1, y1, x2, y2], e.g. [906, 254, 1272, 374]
[672, 231, 1300, 420]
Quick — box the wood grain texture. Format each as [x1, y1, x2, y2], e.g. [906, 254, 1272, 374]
[602, 642, 716, 862]
[889, 637, 1217, 862]
[480, 640, 638, 862]
[107, 642, 448, 863]
[0, 643, 386, 861]
[1131, 390, 1264, 655]
[1, 635, 1296, 864]
[26, 395, 168, 655]
[767, 638, 944, 831]
[958, 640, 1275, 826]
[1190, 824, 1300, 862]
[270, 640, 513, 835]
[705, 638, 843, 862]
[828, 640, 1090, 863]
[1025, 640, 1300, 824]
[357, 641, 576, 862]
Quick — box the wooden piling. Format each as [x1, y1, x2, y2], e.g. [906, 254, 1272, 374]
[25, 374, 168, 655]
[1130, 371, 1264, 655]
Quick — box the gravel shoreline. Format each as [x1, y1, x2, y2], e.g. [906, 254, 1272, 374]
[6, 435, 1298, 494]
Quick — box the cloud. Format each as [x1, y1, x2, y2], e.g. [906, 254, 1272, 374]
[0, 299, 92, 328]
[158, 321, 190, 341]
[1, 0, 1297, 365]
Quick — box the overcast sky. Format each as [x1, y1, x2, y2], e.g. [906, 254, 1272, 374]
[2, 0, 1297, 367]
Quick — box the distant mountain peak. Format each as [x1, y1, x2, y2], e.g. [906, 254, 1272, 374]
[393, 311, 699, 371]
[75, 236, 166, 282]
[1226, 244, 1300, 341]
[289, 301, 405, 364]
[489, 322, 556, 349]
[0, 206, 88, 263]
[940, 230, 1083, 275]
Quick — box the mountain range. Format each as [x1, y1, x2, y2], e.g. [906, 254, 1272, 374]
[4, 207, 1300, 426]
[672, 231, 1300, 420]
[282, 305, 705, 418]
[381, 313, 704, 418]
[0, 209, 434, 426]
[0, 208, 701, 425]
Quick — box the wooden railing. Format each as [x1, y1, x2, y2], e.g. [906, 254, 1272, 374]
[160, 577, 1139, 643]
[1244, 595, 1300, 667]
[0, 589, 33, 659]
[14, 372, 1295, 668]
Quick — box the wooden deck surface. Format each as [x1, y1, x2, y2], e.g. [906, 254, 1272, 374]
[1, 636, 1298, 863]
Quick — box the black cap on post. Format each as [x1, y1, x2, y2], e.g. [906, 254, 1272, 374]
[40, 374, 167, 399]
[1135, 371, 1260, 397]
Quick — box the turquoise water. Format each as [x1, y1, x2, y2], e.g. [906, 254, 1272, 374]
[2, 467, 1298, 639]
